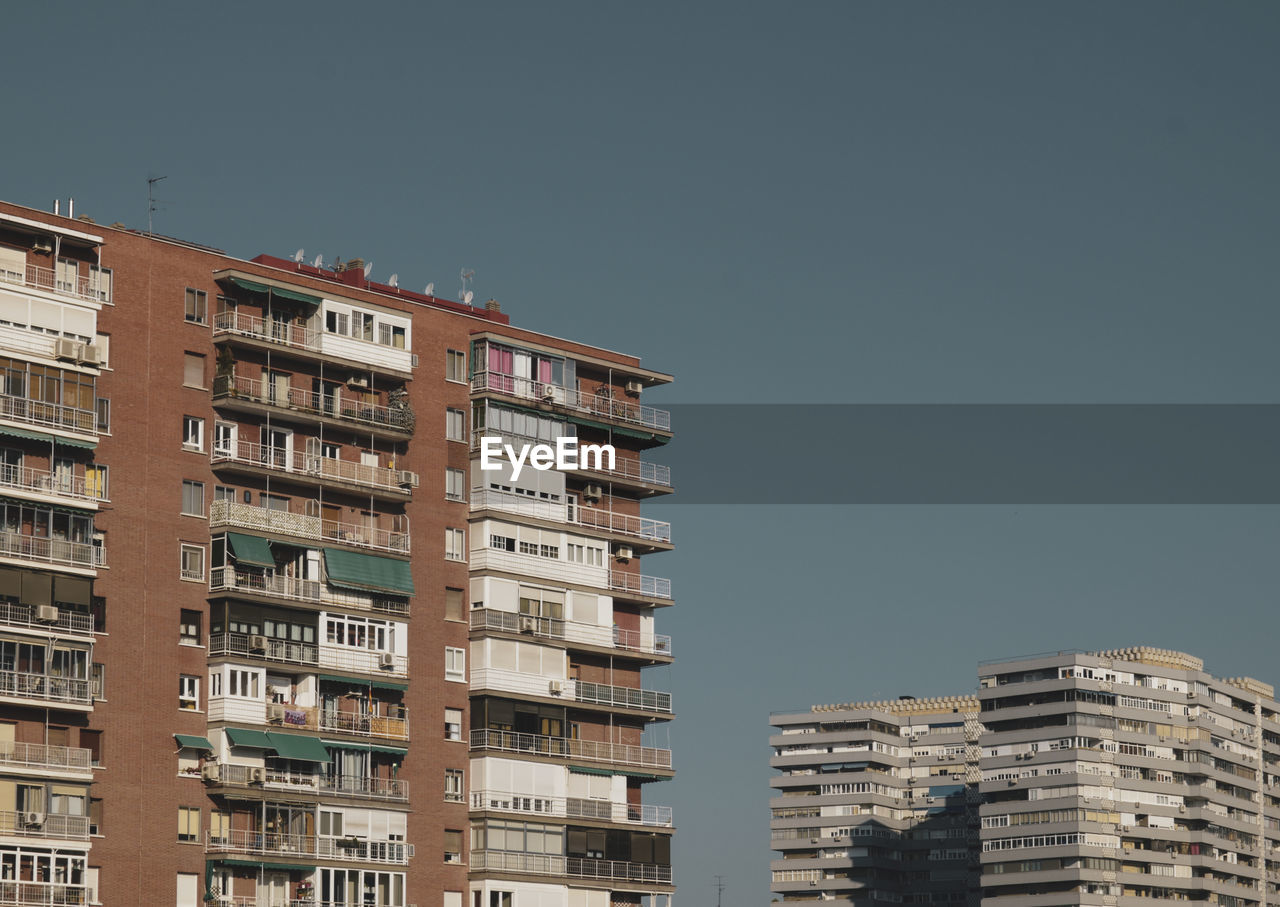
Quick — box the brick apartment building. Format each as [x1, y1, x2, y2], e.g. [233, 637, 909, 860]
[0, 198, 675, 907]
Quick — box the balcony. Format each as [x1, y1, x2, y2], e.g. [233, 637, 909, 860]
[0, 394, 96, 438]
[0, 600, 93, 636]
[264, 704, 409, 741]
[609, 570, 672, 602]
[209, 499, 409, 556]
[472, 372, 671, 433]
[0, 881, 87, 906]
[212, 438, 412, 499]
[470, 728, 673, 772]
[470, 790, 673, 827]
[472, 668, 672, 716]
[470, 608, 671, 658]
[213, 310, 320, 353]
[0, 262, 106, 304]
[575, 679, 672, 715]
[0, 741, 92, 776]
[206, 762, 408, 801]
[473, 432, 672, 491]
[0, 811, 90, 841]
[213, 373, 413, 437]
[470, 851, 672, 885]
[209, 630, 409, 676]
[206, 830, 412, 864]
[0, 464, 105, 508]
[470, 489, 672, 546]
[0, 532, 98, 572]
[212, 312, 415, 375]
[470, 547, 607, 589]
[211, 566, 409, 617]
[0, 669, 91, 707]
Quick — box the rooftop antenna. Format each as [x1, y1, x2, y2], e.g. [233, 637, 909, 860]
[313, 254, 324, 269]
[293, 249, 305, 263]
[388, 274, 399, 288]
[147, 174, 167, 235]
[715, 876, 726, 907]
[424, 282, 435, 297]
[463, 290, 474, 305]
[363, 261, 374, 279]
[460, 268, 474, 301]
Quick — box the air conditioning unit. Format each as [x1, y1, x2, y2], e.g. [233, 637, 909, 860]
[614, 545, 634, 563]
[397, 470, 419, 487]
[202, 763, 221, 782]
[35, 605, 60, 623]
[541, 385, 557, 401]
[80, 344, 101, 364]
[410, 354, 420, 368]
[267, 704, 286, 722]
[519, 616, 538, 634]
[624, 379, 644, 396]
[32, 239, 53, 253]
[378, 652, 396, 669]
[248, 635, 268, 652]
[582, 484, 603, 502]
[347, 375, 369, 388]
[250, 767, 266, 783]
[548, 680, 564, 696]
[21, 812, 44, 827]
[55, 338, 80, 361]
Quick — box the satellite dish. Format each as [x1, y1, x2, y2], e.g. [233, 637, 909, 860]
[463, 290, 474, 305]
[424, 282, 434, 296]
[363, 261, 374, 278]
[293, 249, 305, 263]
[388, 274, 399, 288]
[313, 254, 324, 269]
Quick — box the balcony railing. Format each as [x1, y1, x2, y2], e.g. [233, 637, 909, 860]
[210, 499, 409, 555]
[213, 310, 321, 352]
[472, 432, 671, 487]
[470, 489, 672, 543]
[209, 762, 408, 801]
[470, 608, 671, 657]
[472, 372, 671, 432]
[0, 600, 93, 635]
[0, 262, 105, 303]
[265, 704, 409, 741]
[609, 570, 672, 601]
[470, 728, 672, 771]
[206, 830, 412, 864]
[212, 438, 410, 494]
[210, 630, 409, 676]
[0, 465, 105, 505]
[470, 850, 672, 884]
[0, 811, 90, 840]
[471, 790, 673, 827]
[213, 374, 413, 434]
[0, 669, 91, 705]
[0, 394, 96, 437]
[575, 679, 672, 714]
[0, 880, 87, 906]
[213, 901, 416, 907]
[0, 532, 97, 570]
[0, 741, 92, 774]
[211, 566, 409, 616]
[471, 668, 672, 715]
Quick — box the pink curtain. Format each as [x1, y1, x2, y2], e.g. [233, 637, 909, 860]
[489, 345, 514, 392]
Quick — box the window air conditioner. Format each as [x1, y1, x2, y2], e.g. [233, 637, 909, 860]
[519, 616, 538, 634]
[548, 680, 564, 696]
[250, 767, 266, 783]
[248, 635, 268, 652]
[22, 812, 44, 827]
[582, 484, 603, 502]
[202, 763, 221, 782]
[347, 375, 369, 388]
[615, 545, 634, 563]
[398, 470, 419, 487]
[55, 338, 80, 361]
[35, 605, 60, 623]
[624, 379, 644, 397]
[32, 239, 53, 253]
[267, 704, 286, 722]
[378, 652, 396, 669]
[81, 344, 100, 364]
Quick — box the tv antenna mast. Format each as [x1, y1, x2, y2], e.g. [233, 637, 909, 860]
[715, 875, 726, 907]
[147, 174, 167, 235]
[460, 268, 475, 301]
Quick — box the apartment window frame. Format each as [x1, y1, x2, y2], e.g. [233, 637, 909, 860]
[177, 806, 201, 843]
[445, 528, 465, 562]
[445, 708, 463, 741]
[184, 288, 208, 324]
[181, 480, 205, 517]
[183, 352, 206, 389]
[444, 768, 465, 802]
[446, 349, 467, 383]
[180, 609, 202, 646]
[446, 408, 465, 442]
[179, 675, 200, 711]
[446, 468, 465, 502]
[182, 416, 204, 452]
[445, 646, 465, 683]
[180, 544, 205, 582]
[445, 587, 464, 622]
[444, 828, 463, 863]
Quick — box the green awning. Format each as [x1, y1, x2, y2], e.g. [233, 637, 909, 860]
[316, 672, 407, 692]
[229, 277, 321, 306]
[0, 427, 53, 442]
[322, 741, 408, 756]
[570, 765, 666, 780]
[52, 435, 97, 450]
[224, 728, 273, 748]
[174, 734, 214, 751]
[266, 732, 330, 763]
[212, 859, 317, 872]
[569, 766, 614, 776]
[611, 425, 671, 443]
[226, 532, 276, 569]
[323, 548, 414, 596]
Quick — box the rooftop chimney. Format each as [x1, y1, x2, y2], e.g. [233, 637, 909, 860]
[485, 298, 501, 313]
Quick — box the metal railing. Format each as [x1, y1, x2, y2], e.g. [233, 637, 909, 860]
[0, 880, 87, 905]
[576, 680, 672, 714]
[206, 829, 412, 864]
[0, 741, 92, 773]
[471, 669, 671, 715]
[609, 570, 672, 600]
[470, 850, 672, 883]
[209, 630, 409, 676]
[209, 762, 408, 801]
[0, 810, 90, 840]
[0, 532, 97, 570]
[470, 728, 672, 770]
[0, 464, 105, 504]
[0, 600, 93, 635]
[213, 310, 321, 352]
[470, 789, 673, 827]
[213, 373, 413, 433]
[472, 372, 671, 431]
[210, 566, 410, 616]
[470, 489, 671, 542]
[0, 669, 91, 705]
[0, 262, 105, 303]
[264, 704, 410, 741]
[470, 608, 671, 657]
[320, 773, 409, 801]
[0, 393, 97, 436]
[212, 438, 409, 493]
[209, 499, 409, 555]
[213, 900, 416, 907]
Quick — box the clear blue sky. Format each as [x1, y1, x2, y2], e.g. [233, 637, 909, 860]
[8, 1, 1280, 901]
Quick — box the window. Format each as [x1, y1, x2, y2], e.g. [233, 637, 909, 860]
[56, 258, 79, 293]
[184, 289, 207, 324]
[260, 492, 289, 512]
[82, 731, 102, 767]
[183, 353, 205, 388]
[182, 416, 203, 451]
[445, 587, 464, 621]
[177, 807, 200, 842]
[444, 829, 463, 863]
[378, 323, 407, 348]
[180, 544, 204, 582]
[446, 408, 465, 441]
[89, 798, 103, 834]
[446, 468, 465, 502]
[214, 485, 235, 502]
[445, 768, 464, 802]
[91, 663, 105, 700]
[179, 675, 200, 710]
[181, 480, 205, 516]
[445, 892, 463, 907]
[85, 464, 108, 500]
[445, 647, 465, 682]
[445, 708, 463, 741]
[94, 333, 110, 366]
[445, 528, 465, 562]
[96, 397, 110, 433]
[567, 543, 603, 567]
[180, 610, 202, 645]
[446, 349, 466, 382]
[325, 310, 350, 336]
[89, 266, 112, 303]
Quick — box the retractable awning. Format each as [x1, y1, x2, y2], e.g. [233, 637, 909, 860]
[227, 277, 321, 306]
[174, 734, 214, 751]
[224, 728, 273, 749]
[323, 548, 414, 596]
[265, 732, 330, 763]
[226, 532, 276, 569]
[315, 672, 407, 692]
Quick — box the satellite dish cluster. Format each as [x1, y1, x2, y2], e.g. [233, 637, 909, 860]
[287, 248, 466, 302]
